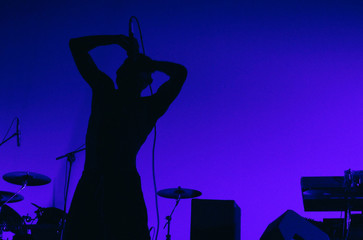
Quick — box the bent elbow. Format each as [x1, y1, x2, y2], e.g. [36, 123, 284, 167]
[69, 38, 81, 52]
[178, 65, 187, 81]
[69, 38, 76, 51]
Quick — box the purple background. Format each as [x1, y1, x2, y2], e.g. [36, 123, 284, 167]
[1, 0, 363, 239]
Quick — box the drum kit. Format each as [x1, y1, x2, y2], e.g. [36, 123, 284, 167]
[0, 170, 202, 240]
[0, 119, 204, 240]
[0, 171, 65, 240]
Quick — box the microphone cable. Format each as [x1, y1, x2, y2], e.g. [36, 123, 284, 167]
[129, 16, 160, 240]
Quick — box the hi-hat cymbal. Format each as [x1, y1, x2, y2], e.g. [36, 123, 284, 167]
[3, 172, 51, 186]
[0, 191, 24, 203]
[157, 186, 202, 199]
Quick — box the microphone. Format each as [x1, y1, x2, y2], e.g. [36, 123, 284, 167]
[31, 202, 43, 209]
[31, 202, 44, 218]
[128, 17, 139, 60]
[16, 117, 20, 147]
[129, 16, 135, 39]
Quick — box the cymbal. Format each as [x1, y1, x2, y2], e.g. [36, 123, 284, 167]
[0, 191, 24, 203]
[3, 172, 51, 186]
[157, 187, 202, 199]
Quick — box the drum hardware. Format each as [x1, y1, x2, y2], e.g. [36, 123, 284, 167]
[157, 186, 202, 240]
[31, 203, 65, 225]
[0, 171, 53, 239]
[0, 203, 66, 240]
[22, 214, 33, 223]
[31, 205, 66, 240]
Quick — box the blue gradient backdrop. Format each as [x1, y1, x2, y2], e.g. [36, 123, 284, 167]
[1, 0, 363, 239]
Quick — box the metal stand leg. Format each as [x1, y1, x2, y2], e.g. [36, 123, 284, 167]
[0, 182, 27, 208]
[344, 206, 351, 240]
[166, 216, 171, 240]
[164, 196, 181, 240]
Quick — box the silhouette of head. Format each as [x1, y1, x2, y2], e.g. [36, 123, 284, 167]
[116, 56, 153, 96]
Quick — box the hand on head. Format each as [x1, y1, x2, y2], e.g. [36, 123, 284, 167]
[126, 36, 140, 59]
[134, 54, 155, 73]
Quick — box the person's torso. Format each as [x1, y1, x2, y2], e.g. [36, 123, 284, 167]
[85, 90, 156, 172]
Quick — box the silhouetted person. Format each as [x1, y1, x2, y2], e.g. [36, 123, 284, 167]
[63, 34, 187, 240]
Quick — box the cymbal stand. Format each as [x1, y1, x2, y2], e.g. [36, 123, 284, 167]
[0, 178, 28, 207]
[163, 194, 181, 240]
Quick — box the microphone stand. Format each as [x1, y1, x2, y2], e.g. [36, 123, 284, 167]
[163, 194, 181, 240]
[56, 147, 85, 161]
[0, 117, 20, 148]
[56, 147, 85, 239]
[0, 132, 17, 147]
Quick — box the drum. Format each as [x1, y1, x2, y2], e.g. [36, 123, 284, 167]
[31, 207, 66, 240]
[0, 204, 25, 234]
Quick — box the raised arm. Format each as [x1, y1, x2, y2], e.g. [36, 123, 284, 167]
[69, 35, 138, 90]
[149, 60, 187, 118]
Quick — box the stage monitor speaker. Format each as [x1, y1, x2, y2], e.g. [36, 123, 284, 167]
[190, 199, 241, 240]
[260, 210, 330, 240]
